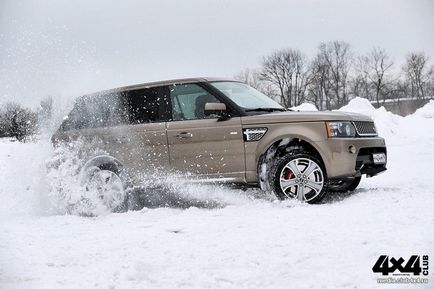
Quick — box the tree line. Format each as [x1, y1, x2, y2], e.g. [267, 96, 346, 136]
[235, 41, 434, 109]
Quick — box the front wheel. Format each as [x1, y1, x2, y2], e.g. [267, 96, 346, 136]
[269, 152, 328, 203]
[346, 176, 361, 191]
[329, 176, 361, 192]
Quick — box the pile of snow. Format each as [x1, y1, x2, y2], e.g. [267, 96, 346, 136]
[290, 102, 318, 111]
[338, 97, 377, 115]
[338, 97, 402, 139]
[338, 97, 434, 143]
[412, 99, 434, 119]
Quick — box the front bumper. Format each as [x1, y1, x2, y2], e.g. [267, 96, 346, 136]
[355, 147, 387, 177]
[317, 137, 387, 178]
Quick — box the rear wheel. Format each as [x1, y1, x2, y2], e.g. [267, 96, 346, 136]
[269, 151, 328, 203]
[85, 167, 127, 212]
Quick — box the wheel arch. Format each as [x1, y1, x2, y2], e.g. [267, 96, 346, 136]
[257, 135, 327, 174]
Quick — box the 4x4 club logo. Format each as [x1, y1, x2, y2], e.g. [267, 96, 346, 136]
[373, 255, 429, 276]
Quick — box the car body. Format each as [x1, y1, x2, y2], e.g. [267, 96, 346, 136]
[52, 77, 387, 207]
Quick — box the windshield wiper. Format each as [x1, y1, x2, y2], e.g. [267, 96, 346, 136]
[244, 107, 288, 112]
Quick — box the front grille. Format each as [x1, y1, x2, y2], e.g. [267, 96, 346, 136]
[353, 121, 377, 136]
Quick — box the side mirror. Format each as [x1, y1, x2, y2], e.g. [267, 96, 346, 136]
[204, 102, 226, 116]
[204, 102, 230, 121]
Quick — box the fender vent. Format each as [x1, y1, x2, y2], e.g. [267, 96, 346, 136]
[243, 128, 267, 142]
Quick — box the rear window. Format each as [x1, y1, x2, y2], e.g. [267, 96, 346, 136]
[125, 88, 170, 124]
[61, 88, 171, 131]
[62, 93, 128, 131]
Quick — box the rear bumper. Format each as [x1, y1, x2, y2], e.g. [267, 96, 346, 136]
[317, 137, 387, 178]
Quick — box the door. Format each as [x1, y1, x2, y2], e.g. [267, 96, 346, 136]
[104, 88, 171, 175]
[63, 89, 171, 177]
[164, 83, 245, 181]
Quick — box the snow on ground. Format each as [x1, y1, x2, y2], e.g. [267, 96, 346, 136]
[1, 99, 434, 289]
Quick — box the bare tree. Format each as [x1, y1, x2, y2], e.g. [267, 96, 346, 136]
[0, 108, 8, 137]
[260, 49, 309, 107]
[307, 53, 331, 110]
[317, 41, 352, 108]
[234, 68, 277, 100]
[359, 47, 394, 106]
[403, 52, 433, 99]
[427, 76, 434, 99]
[351, 55, 373, 100]
[234, 68, 260, 89]
[289, 51, 310, 106]
[259, 51, 287, 105]
[349, 72, 370, 100]
[389, 79, 409, 104]
[236, 43, 434, 111]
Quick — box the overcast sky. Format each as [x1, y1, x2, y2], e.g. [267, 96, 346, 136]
[1, 0, 433, 107]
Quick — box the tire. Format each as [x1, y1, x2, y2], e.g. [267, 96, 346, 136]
[85, 167, 128, 212]
[268, 149, 328, 204]
[329, 176, 361, 192]
[347, 176, 361, 191]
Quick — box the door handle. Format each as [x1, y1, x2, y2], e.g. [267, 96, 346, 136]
[175, 132, 193, 139]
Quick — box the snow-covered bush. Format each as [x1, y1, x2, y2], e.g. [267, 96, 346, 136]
[0, 102, 38, 142]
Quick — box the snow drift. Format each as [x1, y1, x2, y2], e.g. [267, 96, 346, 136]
[1, 98, 434, 289]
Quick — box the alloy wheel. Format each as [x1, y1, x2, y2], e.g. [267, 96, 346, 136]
[87, 169, 126, 211]
[279, 158, 324, 202]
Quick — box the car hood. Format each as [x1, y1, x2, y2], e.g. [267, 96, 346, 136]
[241, 110, 372, 125]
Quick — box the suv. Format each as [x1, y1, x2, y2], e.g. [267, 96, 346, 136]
[52, 77, 387, 210]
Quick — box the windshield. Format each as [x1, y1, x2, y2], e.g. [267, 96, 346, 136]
[210, 81, 284, 110]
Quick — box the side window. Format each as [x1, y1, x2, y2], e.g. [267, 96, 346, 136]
[169, 83, 221, 121]
[62, 100, 87, 131]
[124, 88, 169, 124]
[62, 93, 127, 131]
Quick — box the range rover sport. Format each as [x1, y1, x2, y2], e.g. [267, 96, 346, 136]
[52, 77, 387, 210]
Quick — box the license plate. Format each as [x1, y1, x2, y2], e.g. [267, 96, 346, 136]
[372, 153, 386, 164]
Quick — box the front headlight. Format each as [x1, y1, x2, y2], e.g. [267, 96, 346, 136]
[325, 122, 356, 138]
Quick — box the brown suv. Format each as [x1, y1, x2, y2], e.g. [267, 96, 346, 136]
[52, 77, 387, 210]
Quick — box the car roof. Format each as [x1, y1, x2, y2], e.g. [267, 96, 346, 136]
[81, 77, 238, 100]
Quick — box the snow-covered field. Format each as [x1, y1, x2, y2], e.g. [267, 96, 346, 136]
[1, 98, 434, 289]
